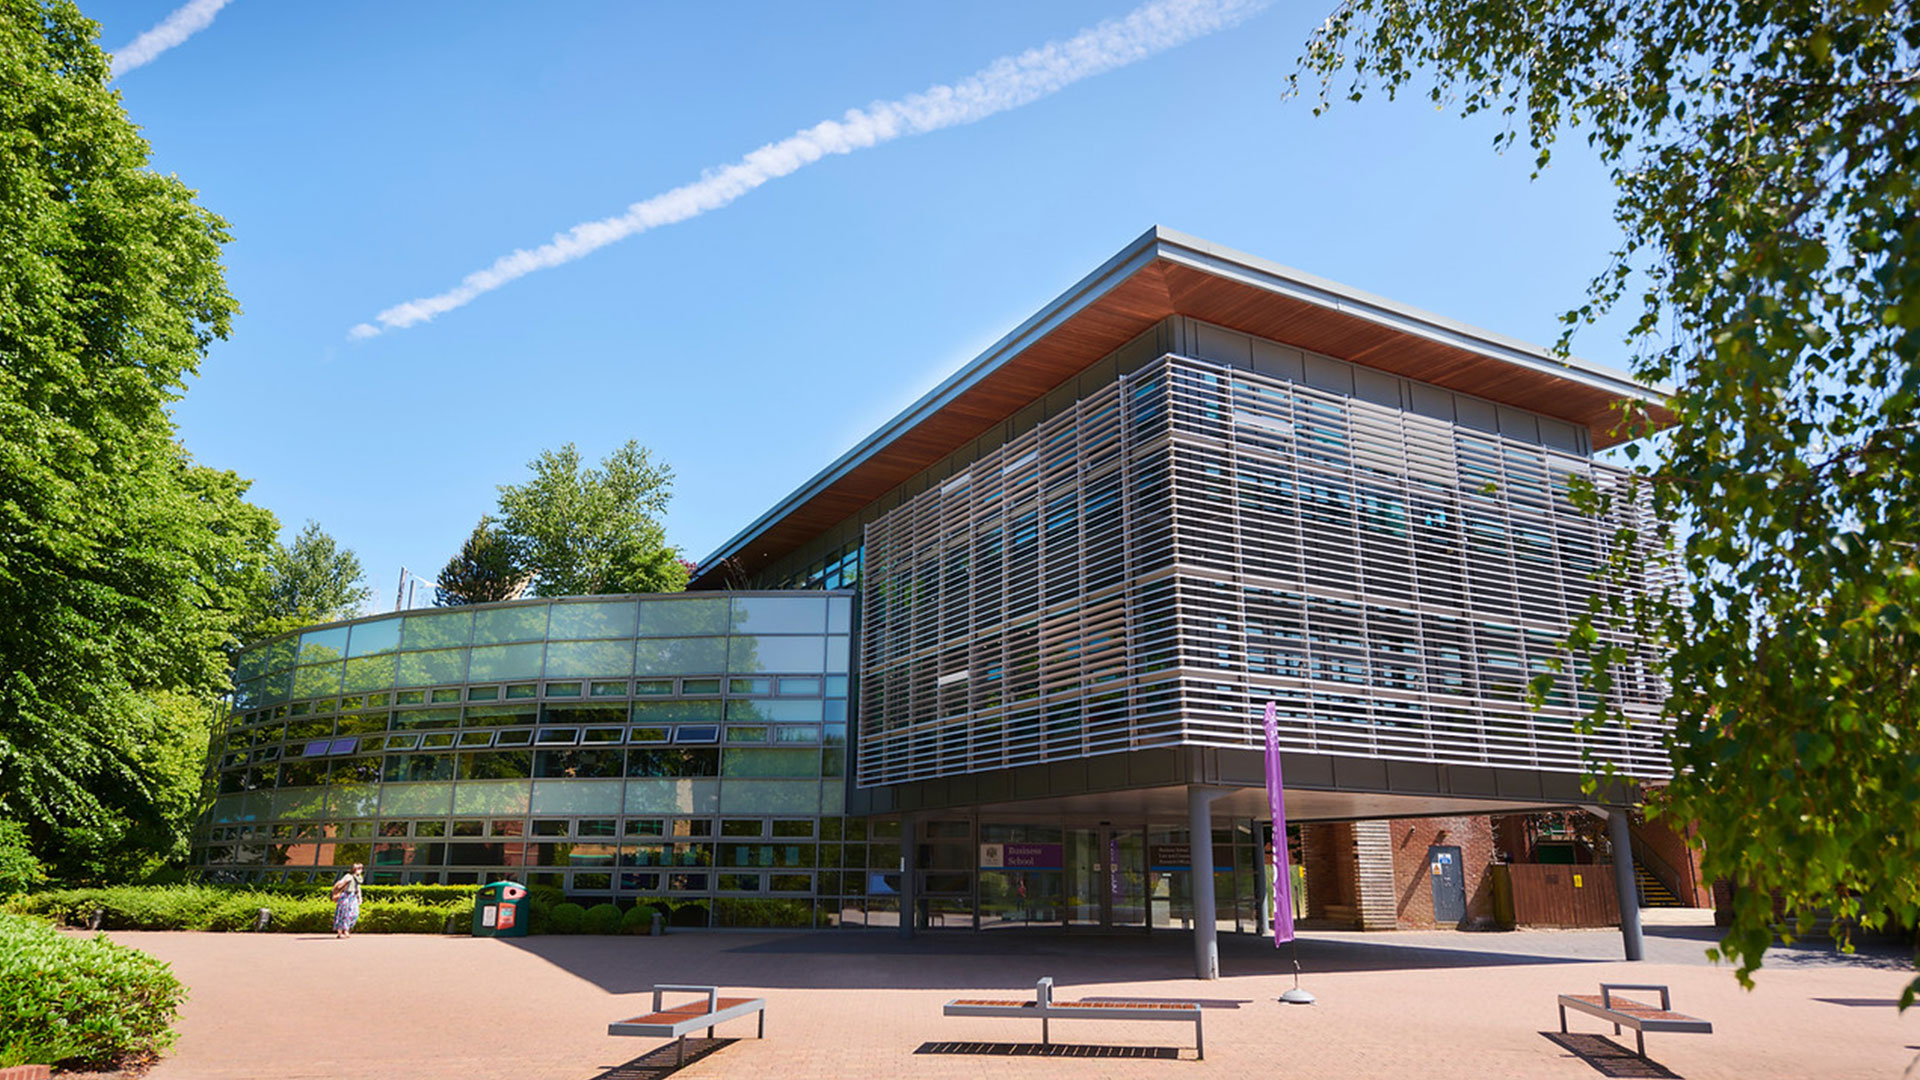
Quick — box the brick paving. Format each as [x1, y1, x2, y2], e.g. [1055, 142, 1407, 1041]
[103, 926, 1916, 1080]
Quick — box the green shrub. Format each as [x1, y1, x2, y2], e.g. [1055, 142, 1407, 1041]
[548, 902, 586, 934]
[582, 903, 623, 935]
[0, 823, 43, 896]
[0, 913, 185, 1071]
[8, 886, 467, 935]
[619, 904, 656, 935]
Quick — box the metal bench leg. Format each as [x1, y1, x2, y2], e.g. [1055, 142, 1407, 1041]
[708, 1023, 716, 1038]
[1613, 1021, 1622, 1036]
[1041, 1016, 1049, 1046]
[677, 1035, 686, 1068]
[758, 1009, 765, 1038]
[1558, 1004, 1567, 1034]
[1635, 1030, 1645, 1058]
[1196, 1016, 1204, 1060]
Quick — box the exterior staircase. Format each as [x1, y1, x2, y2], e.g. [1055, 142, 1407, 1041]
[1634, 859, 1684, 908]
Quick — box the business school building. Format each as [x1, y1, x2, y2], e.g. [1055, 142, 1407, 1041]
[198, 229, 1672, 954]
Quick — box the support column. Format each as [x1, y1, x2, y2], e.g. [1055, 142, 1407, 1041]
[1188, 786, 1226, 980]
[1608, 807, 1644, 961]
[898, 812, 917, 941]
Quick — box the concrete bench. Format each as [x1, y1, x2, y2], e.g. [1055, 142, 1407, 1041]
[944, 977, 1203, 1059]
[1557, 983, 1711, 1058]
[609, 984, 766, 1067]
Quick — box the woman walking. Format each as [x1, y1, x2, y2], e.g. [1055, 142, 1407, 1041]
[331, 862, 364, 938]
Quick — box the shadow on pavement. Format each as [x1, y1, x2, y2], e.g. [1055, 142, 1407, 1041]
[915, 1040, 1180, 1059]
[585, 1037, 735, 1080]
[1541, 1032, 1680, 1078]
[507, 928, 1601, 995]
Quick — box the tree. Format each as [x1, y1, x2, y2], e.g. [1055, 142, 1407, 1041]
[435, 516, 530, 605]
[1297, 1, 1919, 1003]
[0, 1, 289, 878]
[241, 520, 372, 643]
[495, 441, 689, 596]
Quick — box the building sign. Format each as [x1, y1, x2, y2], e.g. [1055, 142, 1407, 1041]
[978, 843, 1062, 870]
[1148, 844, 1233, 871]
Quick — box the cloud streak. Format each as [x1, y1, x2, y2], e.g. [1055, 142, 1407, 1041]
[111, 0, 234, 78]
[349, 0, 1268, 339]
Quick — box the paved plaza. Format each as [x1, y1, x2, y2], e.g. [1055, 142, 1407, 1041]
[110, 924, 1916, 1080]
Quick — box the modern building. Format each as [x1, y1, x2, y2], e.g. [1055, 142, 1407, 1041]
[199, 229, 1673, 969]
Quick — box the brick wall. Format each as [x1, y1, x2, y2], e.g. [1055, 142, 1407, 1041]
[1385, 816, 1499, 929]
[1633, 815, 1712, 907]
[1301, 822, 1358, 927]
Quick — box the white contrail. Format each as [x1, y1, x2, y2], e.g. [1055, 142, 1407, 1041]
[111, 0, 234, 78]
[349, 0, 1268, 340]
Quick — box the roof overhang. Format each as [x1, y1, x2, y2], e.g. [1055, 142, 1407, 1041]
[693, 226, 1672, 588]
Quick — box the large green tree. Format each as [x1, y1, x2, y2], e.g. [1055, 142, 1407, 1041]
[240, 520, 372, 644]
[1297, 1, 1919, 1001]
[435, 516, 529, 606]
[0, 0, 279, 876]
[495, 441, 689, 596]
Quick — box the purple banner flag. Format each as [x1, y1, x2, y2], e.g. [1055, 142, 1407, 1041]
[1264, 700, 1296, 945]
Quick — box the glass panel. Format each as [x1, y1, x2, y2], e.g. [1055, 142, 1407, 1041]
[716, 780, 820, 814]
[297, 627, 349, 664]
[634, 680, 673, 696]
[722, 748, 819, 778]
[631, 700, 722, 724]
[725, 699, 824, 724]
[292, 662, 342, 699]
[544, 639, 635, 678]
[463, 704, 537, 727]
[636, 597, 727, 636]
[590, 681, 628, 698]
[547, 600, 637, 640]
[401, 609, 473, 650]
[826, 636, 850, 672]
[633, 637, 726, 676]
[451, 782, 530, 816]
[529, 779, 623, 815]
[827, 597, 853, 633]
[625, 748, 720, 778]
[396, 648, 468, 687]
[456, 750, 531, 780]
[728, 636, 826, 674]
[342, 654, 398, 692]
[730, 596, 827, 634]
[468, 642, 545, 682]
[777, 677, 821, 696]
[471, 604, 549, 644]
[346, 618, 402, 658]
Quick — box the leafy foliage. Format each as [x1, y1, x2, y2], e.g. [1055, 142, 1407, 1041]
[0, 0, 282, 878]
[582, 902, 623, 934]
[13, 884, 469, 934]
[495, 441, 688, 596]
[0, 912, 186, 1071]
[0, 823, 43, 895]
[435, 516, 530, 605]
[547, 901, 587, 934]
[1298, 1, 1920, 1002]
[242, 519, 373, 644]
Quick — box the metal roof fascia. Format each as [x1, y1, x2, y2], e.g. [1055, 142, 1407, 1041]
[1149, 228, 1675, 403]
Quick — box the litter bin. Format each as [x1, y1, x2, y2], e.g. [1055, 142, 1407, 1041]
[472, 880, 530, 937]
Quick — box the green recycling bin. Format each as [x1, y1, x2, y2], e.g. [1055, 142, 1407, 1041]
[472, 880, 530, 937]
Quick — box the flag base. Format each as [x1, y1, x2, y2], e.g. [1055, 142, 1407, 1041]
[1279, 987, 1317, 1005]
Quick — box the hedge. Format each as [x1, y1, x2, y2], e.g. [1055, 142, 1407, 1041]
[0, 913, 185, 1072]
[11, 886, 467, 934]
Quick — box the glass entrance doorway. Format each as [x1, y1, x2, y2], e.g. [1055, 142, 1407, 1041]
[1065, 827, 1146, 929]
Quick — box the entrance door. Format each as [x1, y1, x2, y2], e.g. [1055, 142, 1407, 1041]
[1065, 827, 1147, 929]
[1428, 844, 1466, 924]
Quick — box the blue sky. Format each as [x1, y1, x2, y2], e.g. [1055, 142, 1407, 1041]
[90, 0, 1634, 608]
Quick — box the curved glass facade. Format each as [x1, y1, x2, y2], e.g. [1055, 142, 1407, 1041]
[199, 592, 871, 928]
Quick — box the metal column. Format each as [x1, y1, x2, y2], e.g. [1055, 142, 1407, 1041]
[1188, 786, 1226, 980]
[898, 812, 917, 940]
[1608, 807, 1644, 961]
